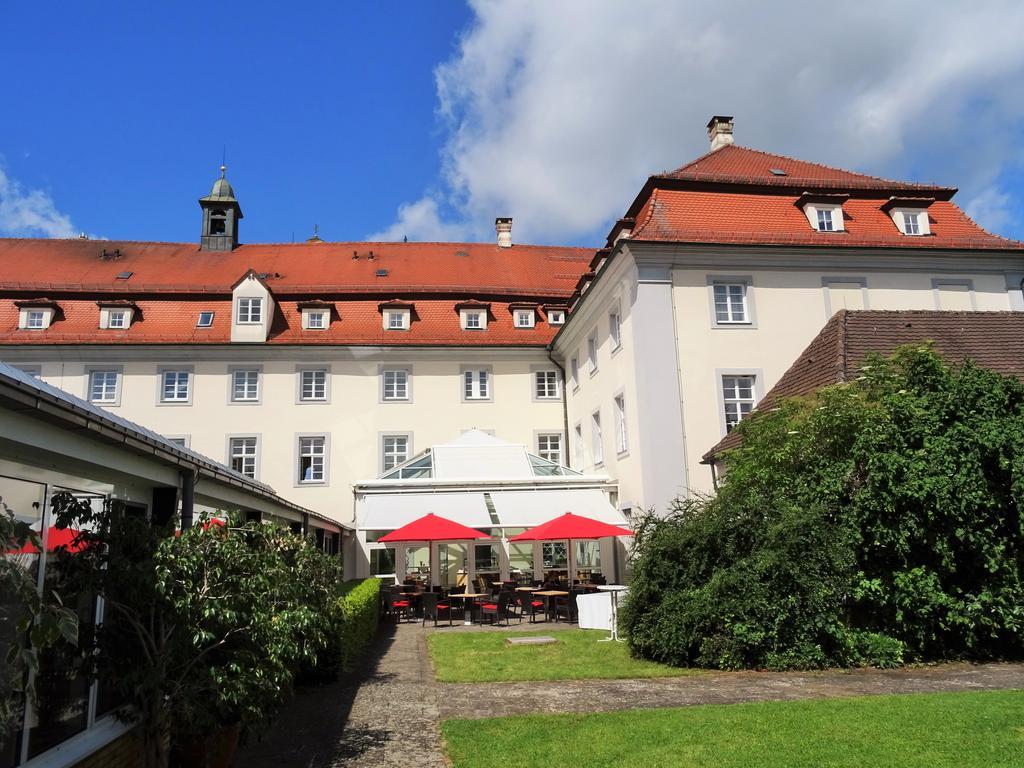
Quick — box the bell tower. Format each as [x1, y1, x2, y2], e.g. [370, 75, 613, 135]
[199, 165, 243, 251]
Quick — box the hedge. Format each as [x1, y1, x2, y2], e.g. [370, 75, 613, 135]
[333, 578, 382, 672]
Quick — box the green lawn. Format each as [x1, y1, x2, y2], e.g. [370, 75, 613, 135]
[442, 690, 1024, 768]
[428, 629, 695, 683]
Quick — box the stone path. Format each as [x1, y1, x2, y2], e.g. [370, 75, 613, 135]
[235, 620, 1024, 767]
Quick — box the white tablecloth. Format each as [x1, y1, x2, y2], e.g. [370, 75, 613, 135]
[577, 589, 628, 630]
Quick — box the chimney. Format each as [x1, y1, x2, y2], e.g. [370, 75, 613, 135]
[495, 217, 513, 248]
[707, 115, 734, 152]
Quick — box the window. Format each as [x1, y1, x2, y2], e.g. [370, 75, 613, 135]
[536, 433, 563, 464]
[89, 370, 119, 403]
[614, 394, 628, 454]
[587, 333, 598, 374]
[299, 369, 327, 401]
[237, 297, 262, 324]
[463, 369, 490, 400]
[370, 547, 396, 576]
[591, 410, 603, 465]
[465, 311, 483, 329]
[722, 375, 756, 432]
[903, 211, 921, 235]
[514, 309, 535, 328]
[816, 207, 836, 232]
[306, 310, 327, 329]
[574, 423, 584, 467]
[167, 436, 190, 448]
[570, 355, 579, 388]
[381, 434, 410, 472]
[107, 310, 128, 329]
[26, 310, 45, 329]
[231, 369, 260, 402]
[385, 310, 408, 330]
[547, 309, 565, 325]
[534, 370, 560, 400]
[298, 436, 327, 483]
[381, 368, 409, 401]
[19, 307, 53, 330]
[229, 437, 258, 478]
[609, 308, 622, 349]
[197, 311, 214, 327]
[160, 370, 190, 403]
[713, 283, 748, 323]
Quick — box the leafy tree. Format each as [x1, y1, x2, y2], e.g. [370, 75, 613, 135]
[623, 345, 1024, 670]
[51, 495, 344, 768]
[0, 500, 78, 749]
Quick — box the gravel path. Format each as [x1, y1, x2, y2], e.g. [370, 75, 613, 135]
[236, 620, 1024, 767]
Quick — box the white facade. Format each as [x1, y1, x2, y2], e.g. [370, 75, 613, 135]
[553, 242, 1024, 516]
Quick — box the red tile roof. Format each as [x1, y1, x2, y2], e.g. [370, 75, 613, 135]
[657, 145, 956, 194]
[703, 310, 1024, 462]
[0, 239, 593, 296]
[628, 189, 1022, 250]
[0, 297, 566, 346]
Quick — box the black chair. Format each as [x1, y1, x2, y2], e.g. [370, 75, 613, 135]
[517, 592, 545, 623]
[384, 590, 413, 623]
[554, 588, 584, 623]
[421, 592, 453, 627]
[479, 590, 513, 626]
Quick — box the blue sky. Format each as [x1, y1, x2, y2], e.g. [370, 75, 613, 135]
[2, 1, 1024, 247]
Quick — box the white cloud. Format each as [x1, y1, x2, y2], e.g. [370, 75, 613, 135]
[373, 0, 1024, 244]
[0, 165, 79, 238]
[966, 186, 1015, 234]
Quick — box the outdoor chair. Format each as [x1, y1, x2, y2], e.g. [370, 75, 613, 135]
[516, 592, 546, 623]
[500, 589, 523, 623]
[478, 590, 513, 627]
[384, 591, 413, 623]
[554, 588, 584, 623]
[421, 592, 453, 627]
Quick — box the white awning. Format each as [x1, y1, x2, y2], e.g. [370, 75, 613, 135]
[357, 492, 490, 530]
[488, 489, 628, 529]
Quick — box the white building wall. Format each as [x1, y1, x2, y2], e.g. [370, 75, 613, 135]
[9, 349, 565, 524]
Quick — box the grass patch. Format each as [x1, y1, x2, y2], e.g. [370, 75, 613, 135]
[428, 629, 695, 683]
[442, 690, 1024, 768]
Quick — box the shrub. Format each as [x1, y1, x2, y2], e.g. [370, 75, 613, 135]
[300, 577, 381, 682]
[623, 345, 1024, 670]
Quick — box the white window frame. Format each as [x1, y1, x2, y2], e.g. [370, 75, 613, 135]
[383, 309, 410, 330]
[302, 309, 329, 330]
[380, 367, 411, 402]
[889, 207, 931, 236]
[87, 368, 122, 406]
[158, 368, 192, 405]
[296, 434, 329, 486]
[716, 369, 764, 436]
[587, 332, 599, 375]
[227, 435, 260, 479]
[532, 368, 561, 401]
[803, 203, 845, 232]
[591, 410, 604, 466]
[461, 367, 492, 401]
[26, 310, 46, 329]
[708, 276, 756, 328]
[297, 367, 329, 403]
[608, 306, 622, 350]
[18, 307, 54, 330]
[197, 311, 215, 327]
[547, 309, 566, 326]
[514, 309, 535, 328]
[107, 310, 128, 329]
[236, 297, 263, 324]
[380, 432, 411, 473]
[229, 367, 261, 404]
[535, 432, 564, 465]
[613, 392, 628, 455]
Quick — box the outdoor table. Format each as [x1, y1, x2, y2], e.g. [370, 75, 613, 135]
[449, 592, 489, 625]
[533, 590, 568, 620]
[514, 586, 539, 592]
[597, 585, 627, 642]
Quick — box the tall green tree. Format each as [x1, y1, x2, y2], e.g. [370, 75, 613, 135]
[623, 345, 1024, 670]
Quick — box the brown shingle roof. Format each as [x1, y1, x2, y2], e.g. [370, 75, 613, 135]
[702, 310, 1024, 462]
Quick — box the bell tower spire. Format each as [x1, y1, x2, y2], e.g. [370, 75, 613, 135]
[199, 164, 243, 251]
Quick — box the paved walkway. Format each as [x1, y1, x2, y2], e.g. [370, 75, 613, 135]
[236, 620, 1024, 767]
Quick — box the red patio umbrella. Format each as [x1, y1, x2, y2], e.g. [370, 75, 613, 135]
[379, 513, 489, 592]
[509, 512, 632, 585]
[9, 526, 85, 555]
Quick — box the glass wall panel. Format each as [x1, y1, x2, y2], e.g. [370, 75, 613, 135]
[438, 543, 467, 589]
[542, 541, 568, 583]
[574, 541, 602, 581]
[506, 528, 534, 583]
[369, 547, 396, 578]
[404, 545, 430, 583]
[473, 543, 500, 591]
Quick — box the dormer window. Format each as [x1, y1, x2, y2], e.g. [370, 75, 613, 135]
[307, 310, 327, 329]
[514, 309, 535, 328]
[97, 303, 135, 330]
[816, 208, 836, 232]
[881, 198, 934, 236]
[26, 311, 46, 329]
[466, 311, 483, 329]
[457, 302, 490, 331]
[902, 212, 920, 235]
[237, 297, 262, 324]
[16, 300, 58, 331]
[547, 309, 565, 326]
[108, 310, 128, 329]
[382, 308, 411, 331]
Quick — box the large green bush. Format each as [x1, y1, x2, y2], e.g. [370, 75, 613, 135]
[300, 577, 381, 681]
[623, 345, 1024, 670]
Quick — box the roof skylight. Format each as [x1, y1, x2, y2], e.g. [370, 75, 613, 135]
[769, 168, 787, 176]
[197, 311, 214, 327]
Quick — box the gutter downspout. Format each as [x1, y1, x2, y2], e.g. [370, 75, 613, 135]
[547, 350, 571, 468]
